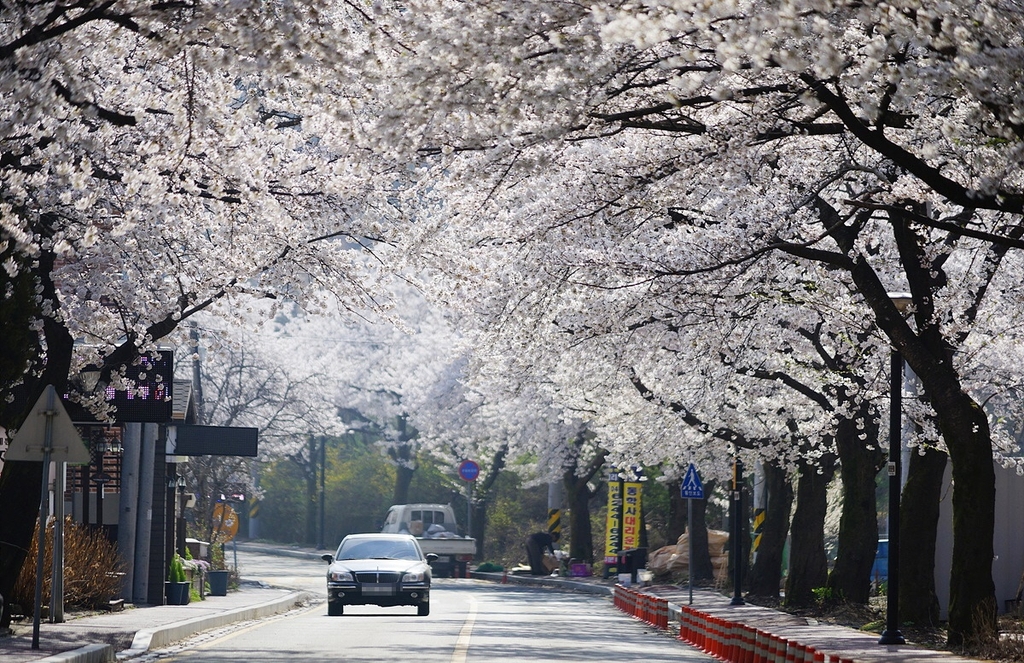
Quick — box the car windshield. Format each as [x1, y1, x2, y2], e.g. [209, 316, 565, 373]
[337, 538, 421, 561]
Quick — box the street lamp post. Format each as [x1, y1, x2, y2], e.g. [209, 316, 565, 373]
[880, 293, 911, 646]
[730, 453, 745, 606]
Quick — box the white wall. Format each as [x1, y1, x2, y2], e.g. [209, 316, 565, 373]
[934, 460, 1024, 618]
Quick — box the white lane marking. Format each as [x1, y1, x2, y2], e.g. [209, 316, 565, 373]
[451, 597, 478, 663]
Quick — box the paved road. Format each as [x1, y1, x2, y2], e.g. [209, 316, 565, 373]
[0, 541, 990, 663]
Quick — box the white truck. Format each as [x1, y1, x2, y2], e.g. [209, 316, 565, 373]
[380, 503, 477, 577]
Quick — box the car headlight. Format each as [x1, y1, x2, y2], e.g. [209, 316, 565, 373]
[403, 570, 427, 583]
[329, 570, 354, 582]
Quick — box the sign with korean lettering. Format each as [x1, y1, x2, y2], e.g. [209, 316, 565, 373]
[603, 475, 622, 565]
[622, 482, 643, 550]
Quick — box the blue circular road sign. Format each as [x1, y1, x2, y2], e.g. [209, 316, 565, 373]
[458, 459, 480, 482]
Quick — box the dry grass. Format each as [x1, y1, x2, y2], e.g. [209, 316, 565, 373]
[11, 518, 127, 614]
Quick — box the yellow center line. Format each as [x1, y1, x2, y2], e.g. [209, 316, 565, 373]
[451, 597, 478, 663]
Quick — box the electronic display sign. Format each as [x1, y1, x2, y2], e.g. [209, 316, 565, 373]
[66, 350, 174, 424]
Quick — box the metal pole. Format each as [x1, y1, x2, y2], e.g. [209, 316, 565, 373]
[879, 348, 906, 645]
[31, 387, 57, 649]
[50, 461, 66, 623]
[731, 456, 745, 605]
[687, 497, 694, 605]
[318, 436, 325, 550]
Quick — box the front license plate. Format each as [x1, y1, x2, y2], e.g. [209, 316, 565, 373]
[362, 584, 395, 596]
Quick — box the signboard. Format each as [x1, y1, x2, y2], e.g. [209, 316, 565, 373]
[603, 474, 623, 566]
[65, 351, 174, 424]
[6, 386, 90, 464]
[167, 425, 259, 457]
[458, 459, 480, 482]
[621, 482, 643, 551]
[680, 463, 704, 500]
[212, 503, 239, 543]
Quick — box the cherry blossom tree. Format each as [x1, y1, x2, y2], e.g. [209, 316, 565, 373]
[353, 0, 1024, 643]
[0, 1, 404, 626]
[179, 309, 346, 548]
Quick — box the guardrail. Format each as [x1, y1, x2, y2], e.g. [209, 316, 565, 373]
[613, 585, 855, 663]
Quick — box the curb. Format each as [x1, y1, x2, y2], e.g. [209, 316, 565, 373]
[116, 591, 311, 661]
[469, 571, 614, 596]
[35, 643, 113, 663]
[233, 542, 327, 562]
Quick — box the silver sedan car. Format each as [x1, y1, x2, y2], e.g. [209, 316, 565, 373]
[321, 533, 437, 616]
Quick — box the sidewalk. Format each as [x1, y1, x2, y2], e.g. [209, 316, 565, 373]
[469, 570, 985, 663]
[0, 582, 311, 663]
[0, 541, 987, 663]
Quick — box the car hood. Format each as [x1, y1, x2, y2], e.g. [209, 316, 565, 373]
[329, 558, 428, 575]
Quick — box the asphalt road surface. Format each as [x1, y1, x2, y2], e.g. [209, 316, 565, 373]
[147, 548, 712, 662]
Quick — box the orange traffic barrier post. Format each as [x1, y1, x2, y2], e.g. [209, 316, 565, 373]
[719, 617, 730, 660]
[742, 624, 756, 663]
[773, 634, 789, 663]
[785, 639, 800, 663]
[730, 621, 742, 662]
[709, 617, 720, 659]
[753, 628, 769, 663]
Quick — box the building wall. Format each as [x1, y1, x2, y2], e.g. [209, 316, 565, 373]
[935, 460, 1024, 618]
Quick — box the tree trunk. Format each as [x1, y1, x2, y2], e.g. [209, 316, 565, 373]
[565, 474, 596, 563]
[785, 455, 835, 608]
[667, 476, 688, 544]
[688, 480, 716, 582]
[899, 445, 946, 626]
[934, 391, 996, 645]
[0, 261, 73, 629]
[388, 416, 418, 506]
[827, 409, 884, 604]
[748, 461, 792, 599]
[393, 462, 414, 506]
[305, 436, 318, 545]
[469, 445, 508, 559]
[562, 447, 607, 564]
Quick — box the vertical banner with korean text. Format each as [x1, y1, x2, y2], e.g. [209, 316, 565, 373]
[603, 474, 622, 569]
[622, 482, 643, 550]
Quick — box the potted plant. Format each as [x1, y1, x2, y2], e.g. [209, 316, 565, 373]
[207, 566, 231, 596]
[207, 542, 231, 596]
[166, 554, 191, 605]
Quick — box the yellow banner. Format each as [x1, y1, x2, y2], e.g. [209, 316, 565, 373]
[603, 479, 622, 564]
[622, 482, 643, 550]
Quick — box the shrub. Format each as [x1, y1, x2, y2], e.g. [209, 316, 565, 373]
[168, 554, 187, 583]
[12, 518, 127, 613]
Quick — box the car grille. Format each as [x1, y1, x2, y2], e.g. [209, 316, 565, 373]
[355, 572, 401, 584]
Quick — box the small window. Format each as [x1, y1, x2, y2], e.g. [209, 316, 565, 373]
[433, 512, 445, 525]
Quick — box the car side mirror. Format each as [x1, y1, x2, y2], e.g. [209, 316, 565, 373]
[426, 553, 439, 563]
[321, 554, 334, 564]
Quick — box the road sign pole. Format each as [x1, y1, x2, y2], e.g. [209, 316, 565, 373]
[688, 497, 694, 605]
[679, 462, 704, 606]
[31, 387, 58, 649]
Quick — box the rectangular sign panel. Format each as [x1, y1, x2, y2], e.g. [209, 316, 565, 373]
[621, 482, 643, 551]
[169, 425, 259, 457]
[603, 476, 622, 566]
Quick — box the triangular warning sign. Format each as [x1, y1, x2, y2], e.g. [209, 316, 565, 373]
[6, 385, 90, 464]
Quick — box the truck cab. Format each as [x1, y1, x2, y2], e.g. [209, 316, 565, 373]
[382, 504, 458, 536]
